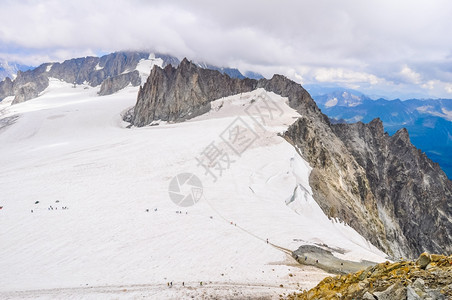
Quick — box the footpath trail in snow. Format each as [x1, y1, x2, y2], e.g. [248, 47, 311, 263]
[0, 78, 386, 299]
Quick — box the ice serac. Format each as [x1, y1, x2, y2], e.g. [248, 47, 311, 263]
[130, 58, 452, 259]
[331, 119, 452, 258]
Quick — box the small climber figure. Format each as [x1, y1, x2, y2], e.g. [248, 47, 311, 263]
[305, 256, 307, 261]
[167, 282, 169, 287]
[31, 209, 33, 213]
[316, 259, 319, 264]
[170, 281, 172, 287]
[182, 282, 184, 287]
[266, 238, 269, 244]
[200, 281, 203, 286]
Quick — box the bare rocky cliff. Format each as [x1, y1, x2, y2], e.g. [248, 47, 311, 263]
[98, 70, 141, 96]
[132, 58, 318, 126]
[332, 119, 452, 257]
[129, 58, 452, 259]
[132, 58, 257, 126]
[285, 118, 452, 259]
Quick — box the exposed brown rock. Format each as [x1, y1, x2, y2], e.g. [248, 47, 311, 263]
[285, 253, 452, 300]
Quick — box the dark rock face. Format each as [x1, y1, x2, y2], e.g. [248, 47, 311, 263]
[129, 58, 452, 259]
[0, 77, 13, 100]
[285, 116, 390, 254]
[132, 58, 316, 126]
[4, 64, 51, 104]
[98, 70, 141, 96]
[0, 51, 179, 103]
[332, 119, 452, 258]
[132, 58, 257, 126]
[13, 82, 42, 104]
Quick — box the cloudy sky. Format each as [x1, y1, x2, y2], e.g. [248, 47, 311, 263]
[1, 0, 451, 99]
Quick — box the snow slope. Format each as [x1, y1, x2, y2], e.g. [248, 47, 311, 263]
[0, 80, 387, 299]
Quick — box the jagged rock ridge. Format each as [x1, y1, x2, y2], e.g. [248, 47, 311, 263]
[130, 59, 452, 259]
[132, 58, 257, 126]
[132, 58, 317, 126]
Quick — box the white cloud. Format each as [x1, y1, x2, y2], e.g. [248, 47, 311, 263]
[0, 0, 451, 98]
[399, 65, 421, 84]
[421, 80, 436, 90]
[314, 68, 381, 85]
[445, 84, 452, 94]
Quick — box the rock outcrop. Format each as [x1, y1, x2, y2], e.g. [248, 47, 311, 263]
[0, 77, 13, 100]
[132, 58, 257, 126]
[287, 253, 452, 300]
[285, 117, 452, 258]
[98, 70, 141, 96]
[131, 58, 317, 126]
[129, 58, 452, 259]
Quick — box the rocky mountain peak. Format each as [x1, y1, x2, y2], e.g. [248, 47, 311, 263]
[131, 58, 257, 126]
[392, 127, 411, 144]
[179, 57, 192, 68]
[368, 117, 385, 135]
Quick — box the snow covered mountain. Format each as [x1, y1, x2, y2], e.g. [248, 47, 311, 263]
[131, 59, 452, 259]
[0, 74, 386, 298]
[0, 59, 32, 81]
[0, 55, 450, 298]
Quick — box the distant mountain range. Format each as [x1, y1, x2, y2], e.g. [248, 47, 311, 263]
[306, 85, 452, 178]
[0, 60, 33, 81]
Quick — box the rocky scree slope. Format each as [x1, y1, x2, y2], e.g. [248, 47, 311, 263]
[286, 252, 452, 300]
[129, 58, 452, 259]
[0, 52, 178, 104]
